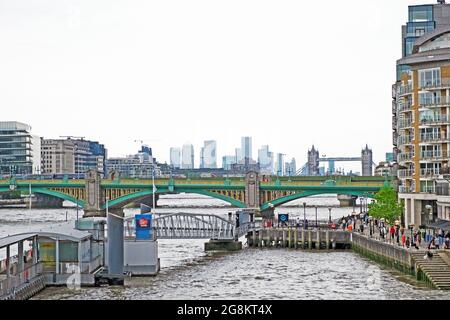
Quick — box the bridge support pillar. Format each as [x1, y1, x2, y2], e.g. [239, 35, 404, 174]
[84, 169, 105, 217]
[337, 194, 355, 207]
[204, 240, 242, 252]
[245, 171, 260, 209]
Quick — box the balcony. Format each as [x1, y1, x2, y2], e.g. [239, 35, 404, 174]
[398, 134, 414, 145]
[399, 185, 414, 193]
[399, 84, 413, 95]
[420, 150, 449, 160]
[398, 169, 414, 178]
[398, 152, 414, 162]
[420, 133, 450, 143]
[420, 168, 441, 177]
[419, 115, 450, 126]
[419, 78, 450, 90]
[419, 96, 450, 108]
[398, 120, 413, 129]
[398, 101, 413, 112]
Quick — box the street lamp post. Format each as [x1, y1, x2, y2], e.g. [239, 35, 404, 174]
[76, 195, 79, 222]
[303, 202, 306, 230]
[315, 206, 318, 228]
[359, 197, 363, 213]
[328, 207, 332, 224]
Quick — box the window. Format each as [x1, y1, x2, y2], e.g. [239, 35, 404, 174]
[409, 5, 433, 22]
[419, 32, 450, 53]
[404, 37, 417, 56]
[419, 68, 441, 88]
[419, 91, 441, 105]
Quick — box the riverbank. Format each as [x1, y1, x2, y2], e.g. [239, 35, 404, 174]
[351, 232, 450, 289]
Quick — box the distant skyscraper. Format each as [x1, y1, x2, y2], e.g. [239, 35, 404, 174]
[235, 148, 243, 164]
[275, 153, 284, 176]
[241, 137, 252, 162]
[200, 140, 217, 169]
[170, 147, 181, 168]
[284, 158, 296, 176]
[222, 155, 236, 171]
[181, 144, 194, 169]
[258, 145, 273, 174]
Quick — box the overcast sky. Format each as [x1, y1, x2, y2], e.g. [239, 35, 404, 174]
[0, 0, 433, 171]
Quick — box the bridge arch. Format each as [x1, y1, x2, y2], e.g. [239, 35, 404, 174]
[18, 187, 85, 207]
[260, 190, 376, 211]
[104, 188, 246, 209]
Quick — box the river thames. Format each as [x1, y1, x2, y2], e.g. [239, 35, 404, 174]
[1, 194, 450, 300]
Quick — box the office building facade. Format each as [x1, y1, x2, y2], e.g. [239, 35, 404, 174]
[200, 140, 217, 169]
[170, 147, 181, 168]
[0, 121, 41, 175]
[182, 144, 194, 169]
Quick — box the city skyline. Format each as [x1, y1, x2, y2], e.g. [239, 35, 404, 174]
[0, 0, 432, 173]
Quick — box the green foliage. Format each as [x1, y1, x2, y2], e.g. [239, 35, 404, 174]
[368, 187, 403, 224]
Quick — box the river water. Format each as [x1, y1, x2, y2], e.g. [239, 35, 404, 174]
[1, 194, 450, 300]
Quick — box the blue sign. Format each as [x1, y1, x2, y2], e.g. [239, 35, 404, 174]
[135, 214, 152, 240]
[278, 213, 289, 222]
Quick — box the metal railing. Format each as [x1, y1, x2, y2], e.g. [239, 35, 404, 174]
[419, 96, 450, 107]
[420, 115, 450, 125]
[398, 135, 414, 145]
[398, 120, 413, 129]
[398, 153, 414, 162]
[420, 169, 441, 177]
[420, 150, 449, 160]
[0, 262, 42, 298]
[397, 169, 414, 178]
[420, 134, 450, 143]
[398, 101, 413, 112]
[398, 186, 414, 193]
[399, 84, 413, 95]
[419, 78, 450, 90]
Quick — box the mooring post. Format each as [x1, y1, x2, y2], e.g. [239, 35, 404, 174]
[252, 230, 256, 248]
[308, 230, 312, 250]
[326, 230, 330, 250]
[282, 229, 287, 248]
[301, 230, 305, 249]
[288, 228, 292, 248]
[294, 229, 298, 249]
[259, 229, 263, 248]
[317, 230, 320, 250]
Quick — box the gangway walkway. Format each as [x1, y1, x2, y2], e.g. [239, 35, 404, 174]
[125, 213, 260, 240]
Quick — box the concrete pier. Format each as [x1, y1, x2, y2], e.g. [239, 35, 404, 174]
[204, 240, 242, 252]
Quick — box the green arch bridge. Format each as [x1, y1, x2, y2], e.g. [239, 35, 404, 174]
[0, 170, 393, 216]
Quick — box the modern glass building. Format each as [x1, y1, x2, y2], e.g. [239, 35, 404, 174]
[200, 140, 217, 169]
[258, 145, 274, 174]
[241, 137, 252, 162]
[393, 1, 450, 225]
[170, 147, 181, 168]
[181, 144, 194, 169]
[0, 121, 41, 175]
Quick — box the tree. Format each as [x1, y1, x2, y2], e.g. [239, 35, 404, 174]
[368, 187, 404, 224]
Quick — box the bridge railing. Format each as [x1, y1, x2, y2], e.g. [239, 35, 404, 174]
[124, 213, 236, 240]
